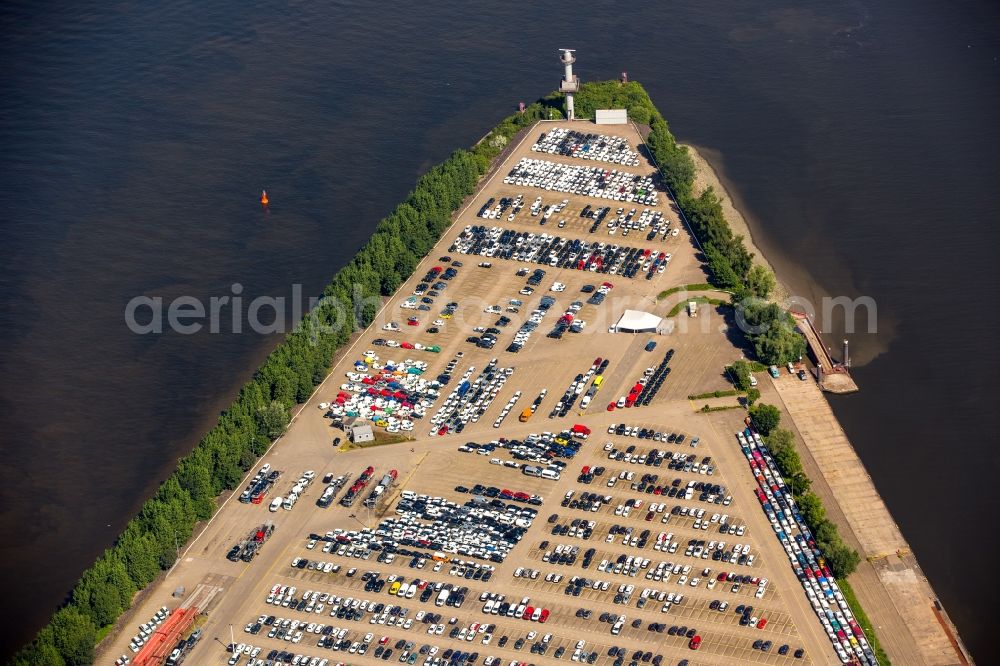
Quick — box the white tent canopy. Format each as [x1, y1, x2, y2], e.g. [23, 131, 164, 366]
[612, 309, 664, 333]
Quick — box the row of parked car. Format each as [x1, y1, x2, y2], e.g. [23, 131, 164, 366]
[449, 225, 663, 279]
[503, 158, 659, 206]
[490, 391, 522, 428]
[603, 440, 711, 474]
[608, 350, 674, 412]
[595, 206, 668, 235]
[266, 582, 420, 628]
[226, 642, 327, 666]
[605, 466, 728, 504]
[551, 356, 609, 418]
[453, 483, 544, 506]
[505, 293, 555, 353]
[459, 430, 584, 469]
[737, 429, 877, 665]
[477, 592, 551, 622]
[478, 194, 523, 220]
[428, 358, 513, 436]
[530, 128, 641, 167]
[606, 422, 697, 445]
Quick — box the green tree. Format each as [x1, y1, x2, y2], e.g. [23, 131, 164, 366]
[765, 428, 795, 457]
[749, 403, 781, 435]
[256, 400, 289, 440]
[787, 473, 812, 495]
[729, 360, 753, 391]
[72, 553, 136, 627]
[746, 265, 776, 299]
[824, 543, 861, 577]
[752, 321, 806, 365]
[114, 523, 161, 587]
[12, 627, 64, 666]
[49, 607, 96, 666]
[797, 491, 826, 526]
[745, 388, 761, 405]
[176, 452, 217, 520]
[814, 519, 841, 546]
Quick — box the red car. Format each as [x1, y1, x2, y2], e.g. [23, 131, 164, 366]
[539, 609, 550, 623]
[688, 636, 701, 650]
[407, 319, 419, 326]
[756, 618, 768, 630]
[522, 606, 534, 620]
[607, 402, 616, 411]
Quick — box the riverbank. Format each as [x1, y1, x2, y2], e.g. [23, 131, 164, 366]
[688, 148, 972, 664]
[683, 144, 788, 302]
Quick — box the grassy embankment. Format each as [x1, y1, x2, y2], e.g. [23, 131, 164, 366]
[839, 579, 891, 665]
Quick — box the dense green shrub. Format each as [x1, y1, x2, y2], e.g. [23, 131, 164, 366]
[728, 360, 754, 391]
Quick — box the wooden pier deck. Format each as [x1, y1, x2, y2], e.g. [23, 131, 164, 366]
[791, 312, 859, 394]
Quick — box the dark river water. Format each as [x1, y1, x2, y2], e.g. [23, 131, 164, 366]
[1, 0, 997, 659]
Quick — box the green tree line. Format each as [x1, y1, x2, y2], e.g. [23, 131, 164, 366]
[745, 407, 861, 578]
[764, 428, 861, 578]
[12, 96, 558, 666]
[574, 81, 804, 365]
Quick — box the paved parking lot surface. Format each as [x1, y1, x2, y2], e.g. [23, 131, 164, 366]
[100, 121, 848, 666]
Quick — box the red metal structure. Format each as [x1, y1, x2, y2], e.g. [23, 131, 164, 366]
[133, 607, 197, 666]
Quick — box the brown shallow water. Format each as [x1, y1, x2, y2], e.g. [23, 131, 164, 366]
[1, 0, 998, 659]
